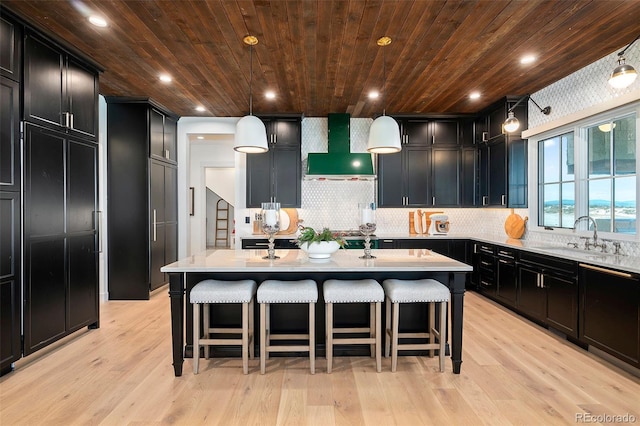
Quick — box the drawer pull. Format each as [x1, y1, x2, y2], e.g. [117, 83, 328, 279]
[579, 263, 633, 279]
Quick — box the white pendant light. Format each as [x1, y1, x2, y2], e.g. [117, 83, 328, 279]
[608, 33, 639, 89]
[367, 36, 401, 154]
[234, 35, 268, 153]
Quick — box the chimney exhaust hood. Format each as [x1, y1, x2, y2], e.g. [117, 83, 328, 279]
[305, 113, 376, 181]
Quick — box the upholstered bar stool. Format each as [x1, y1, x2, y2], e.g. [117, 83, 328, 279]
[190, 279, 257, 375]
[323, 279, 384, 373]
[382, 279, 450, 372]
[257, 279, 318, 374]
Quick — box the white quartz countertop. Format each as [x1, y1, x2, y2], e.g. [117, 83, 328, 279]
[161, 248, 473, 273]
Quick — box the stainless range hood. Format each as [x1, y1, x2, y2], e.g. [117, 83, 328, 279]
[305, 113, 376, 181]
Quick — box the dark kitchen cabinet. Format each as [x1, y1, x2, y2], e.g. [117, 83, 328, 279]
[0, 14, 21, 81]
[23, 124, 99, 355]
[432, 148, 460, 206]
[477, 97, 528, 208]
[1, 77, 19, 191]
[517, 263, 547, 321]
[473, 242, 496, 297]
[24, 33, 98, 139]
[495, 248, 517, 307]
[150, 109, 177, 164]
[579, 264, 640, 369]
[431, 119, 459, 145]
[378, 145, 431, 207]
[461, 148, 476, 206]
[246, 116, 301, 208]
[379, 116, 476, 208]
[106, 98, 179, 300]
[0, 192, 20, 374]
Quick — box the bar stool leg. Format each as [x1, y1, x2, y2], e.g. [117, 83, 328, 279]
[326, 302, 333, 373]
[193, 302, 200, 374]
[309, 302, 315, 375]
[249, 298, 255, 359]
[375, 301, 381, 372]
[439, 301, 447, 372]
[429, 301, 436, 358]
[391, 301, 400, 372]
[242, 301, 249, 374]
[385, 295, 391, 358]
[369, 302, 375, 358]
[260, 303, 267, 375]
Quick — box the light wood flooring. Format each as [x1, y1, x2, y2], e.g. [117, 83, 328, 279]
[1, 290, 639, 425]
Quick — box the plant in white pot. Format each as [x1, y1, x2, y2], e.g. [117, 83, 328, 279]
[296, 227, 347, 259]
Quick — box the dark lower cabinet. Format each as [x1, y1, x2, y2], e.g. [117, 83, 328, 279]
[23, 124, 99, 355]
[545, 274, 578, 338]
[517, 264, 547, 321]
[579, 264, 640, 369]
[495, 249, 517, 306]
[0, 192, 20, 374]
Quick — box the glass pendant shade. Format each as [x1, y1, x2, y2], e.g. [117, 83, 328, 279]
[503, 111, 520, 133]
[367, 115, 401, 153]
[234, 115, 268, 153]
[608, 60, 638, 89]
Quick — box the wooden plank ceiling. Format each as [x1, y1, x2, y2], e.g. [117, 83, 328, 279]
[3, 0, 640, 118]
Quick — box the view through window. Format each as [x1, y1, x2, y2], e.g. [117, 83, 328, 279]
[538, 112, 637, 235]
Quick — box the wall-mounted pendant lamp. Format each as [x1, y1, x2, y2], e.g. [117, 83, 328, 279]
[503, 95, 551, 133]
[367, 36, 401, 154]
[234, 35, 268, 153]
[608, 33, 639, 89]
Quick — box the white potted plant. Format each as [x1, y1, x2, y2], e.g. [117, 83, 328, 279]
[295, 227, 347, 259]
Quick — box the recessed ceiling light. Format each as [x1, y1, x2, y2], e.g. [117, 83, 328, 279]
[196, 136, 205, 140]
[265, 91, 276, 100]
[88, 15, 108, 27]
[195, 106, 206, 112]
[368, 91, 380, 99]
[159, 74, 172, 83]
[469, 92, 481, 100]
[520, 55, 536, 65]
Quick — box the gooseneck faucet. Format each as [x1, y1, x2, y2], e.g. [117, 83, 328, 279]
[573, 215, 599, 249]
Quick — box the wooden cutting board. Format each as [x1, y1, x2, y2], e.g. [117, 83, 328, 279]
[504, 209, 528, 239]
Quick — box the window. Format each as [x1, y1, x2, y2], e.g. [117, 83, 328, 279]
[539, 132, 575, 228]
[586, 114, 636, 234]
[537, 110, 637, 236]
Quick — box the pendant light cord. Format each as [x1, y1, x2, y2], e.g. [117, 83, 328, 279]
[249, 43, 253, 115]
[617, 33, 640, 57]
[382, 45, 386, 116]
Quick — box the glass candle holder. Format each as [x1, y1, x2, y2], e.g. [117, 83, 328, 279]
[358, 202, 377, 259]
[261, 202, 281, 259]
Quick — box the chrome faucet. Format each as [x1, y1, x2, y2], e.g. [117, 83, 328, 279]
[573, 215, 599, 249]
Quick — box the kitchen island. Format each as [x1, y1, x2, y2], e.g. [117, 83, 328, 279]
[162, 248, 472, 376]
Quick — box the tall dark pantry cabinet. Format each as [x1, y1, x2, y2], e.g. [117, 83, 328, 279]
[106, 98, 178, 300]
[1, 7, 100, 375]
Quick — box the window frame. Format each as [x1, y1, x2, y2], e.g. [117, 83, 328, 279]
[530, 101, 640, 241]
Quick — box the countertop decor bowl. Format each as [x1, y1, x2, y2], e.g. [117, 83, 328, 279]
[299, 241, 340, 259]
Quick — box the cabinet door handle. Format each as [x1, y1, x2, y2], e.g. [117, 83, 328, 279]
[501, 194, 506, 205]
[153, 209, 157, 242]
[64, 112, 71, 128]
[70, 113, 74, 129]
[540, 274, 545, 288]
[579, 263, 633, 278]
[432, 196, 436, 205]
[94, 211, 102, 253]
[482, 195, 488, 206]
[165, 149, 170, 159]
